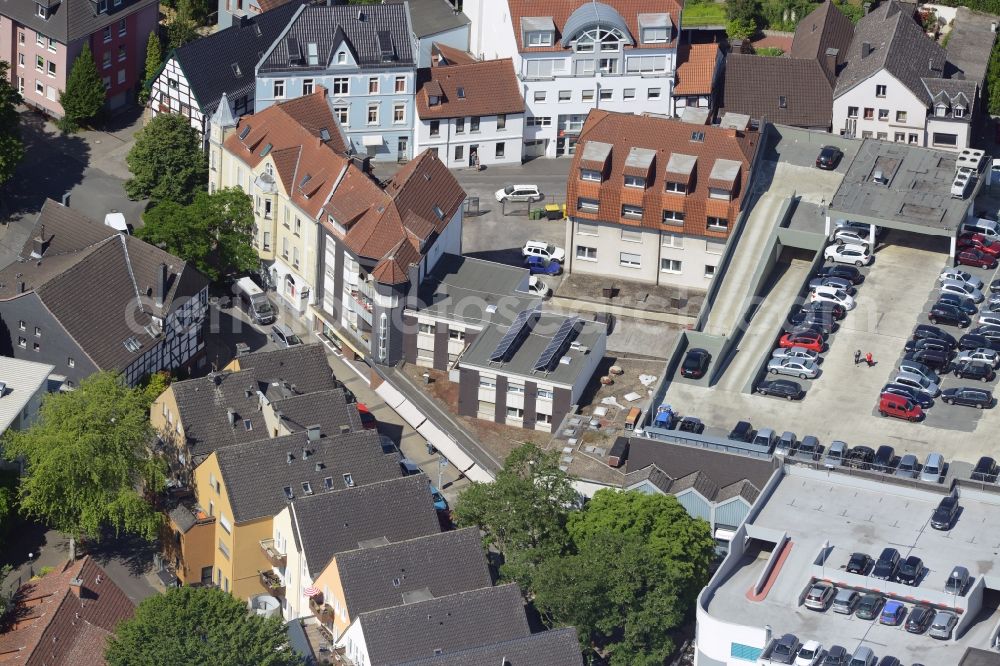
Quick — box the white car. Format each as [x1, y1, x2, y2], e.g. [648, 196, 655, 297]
[526, 275, 551, 298]
[767, 357, 820, 379]
[795, 641, 823, 666]
[955, 347, 1000, 368]
[810, 285, 855, 310]
[824, 243, 872, 266]
[893, 371, 940, 397]
[940, 268, 984, 290]
[835, 219, 884, 236]
[979, 312, 1000, 328]
[771, 346, 819, 362]
[495, 184, 541, 202]
[808, 276, 855, 294]
[832, 228, 874, 247]
[940, 278, 984, 303]
[521, 240, 565, 263]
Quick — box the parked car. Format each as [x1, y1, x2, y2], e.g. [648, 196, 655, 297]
[757, 379, 804, 400]
[971, 324, 1000, 346]
[937, 292, 978, 315]
[779, 331, 824, 353]
[971, 456, 999, 482]
[804, 583, 836, 611]
[855, 593, 884, 620]
[675, 416, 705, 434]
[824, 440, 848, 468]
[430, 485, 448, 511]
[850, 647, 877, 666]
[940, 278, 984, 303]
[897, 359, 939, 385]
[784, 310, 836, 334]
[903, 348, 951, 372]
[959, 232, 1000, 256]
[825, 243, 873, 266]
[798, 435, 821, 460]
[904, 336, 953, 356]
[824, 646, 849, 666]
[846, 552, 873, 575]
[871, 547, 900, 580]
[680, 348, 711, 379]
[728, 421, 755, 442]
[808, 275, 856, 294]
[979, 312, 1000, 328]
[928, 610, 958, 639]
[835, 219, 885, 237]
[941, 386, 993, 408]
[270, 324, 303, 348]
[954, 347, 999, 367]
[928, 302, 971, 327]
[524, 256, 562, 275]
[880, 600, 906, 625]
[800, 300, 847, 319]
[772, 346, 820, 362]
[810, 285, 855, 310]
[940, 267, 984, 290]
[752, 428, 778, 450]
[521, 240, 565, 262]
[775, 431, 798, 456]
[832, 588, 860, 614]
[356, 402, 377, 430]
[794, 640, 823, 666]
[959, 333, 1000, 353]
[873, 445, 895, 472]
[930, 494, 959, 530]
[496, 184, 541, 202]
[894, 454, 919, 478]
[945, 566, 970, 596]
[833, 228, 874, 247]
[770, 634, 801, 665]
[912, 324, 958, 348]
[816, 145, 843, 169]
[878, 393, 922, 421]
[953, 360, 995, 382]
[876, 657, 901, 666]
[881, 384, 933, 409]
[956, 248, 998, 269]
[767, 357, 820, 379]
[920, 452, 945, 483]
[906, 605, 935, 634]
[894, 555, 923, 585]
[845, 446, 876, 470]
[892, 371, 939, 398]
[815, 264, 864, 284]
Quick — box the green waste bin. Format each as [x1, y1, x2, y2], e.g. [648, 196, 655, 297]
[529, 208, 543, 220]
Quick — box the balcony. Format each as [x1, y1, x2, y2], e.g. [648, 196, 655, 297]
[259, 569, 285, 597]
[309, 596, 334, 620]
[259, 538, 286, 568]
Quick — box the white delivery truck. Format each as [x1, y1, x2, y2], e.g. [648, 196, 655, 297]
[233, 277, 275, 325]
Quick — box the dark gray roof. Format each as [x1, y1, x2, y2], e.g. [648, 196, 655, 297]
[922, 77, 978, 110]
[959, 647, 1000, 666]
[396, 627, 584, 666]
[945, 8, 997, 86]
[358, 584, 530, 665]
[289, 475, 441, 576]
[720, 54, 834, 129]
[387, 0, 469, 38]
[173, 1, 307, 117]
[0, 0, 158, 44]
[233, 343, 340, 393]
[216, 428, 401, 523]
[834, 1, 947, 103]
[271, 388, 363, 435]
[259, 3, 414, 73]
[335, 527, 491, 616]
[168, 505, 198, 534]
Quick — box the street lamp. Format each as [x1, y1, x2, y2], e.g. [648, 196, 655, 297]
[27, 552, 33, 578]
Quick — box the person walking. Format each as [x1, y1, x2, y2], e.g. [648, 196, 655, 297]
[854, 349, 862, 365]
[865, 352, 875, 367]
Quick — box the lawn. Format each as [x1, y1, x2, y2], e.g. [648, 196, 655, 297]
[682, 2, 728, 27]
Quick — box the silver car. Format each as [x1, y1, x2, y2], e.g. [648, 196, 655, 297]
[940, 278, 984, 303]
[928, 610, 958, 639]
[893, 371, 940, 397]
[824, 440, 848, 468]
[767, 357, 820, 379]
[979, 312, 1000, 328]
[898, 360, 939, 385]
[920, 452, 945, 483]
[894, 453, 919, 478]
[808, 276, 855, 294]
[772, 346, 819, 362]
[940, 268, 985, 290]
[833, 228, 874, 247]
[955, 348, 1000, 368]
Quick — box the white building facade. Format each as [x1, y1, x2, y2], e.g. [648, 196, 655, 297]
[833, 70, 929, 147]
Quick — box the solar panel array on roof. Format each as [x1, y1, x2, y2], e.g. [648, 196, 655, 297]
[489, 307, 536, 363]
[534, 317, 580, 372]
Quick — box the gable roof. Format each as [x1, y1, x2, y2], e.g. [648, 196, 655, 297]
[290, 475, 442, 576]
[396, 627, 584, 666]
[358, 584, 530, 665]
[258, 3, 414, 73]
[172, 1, 307, 117]
[834, 0, 948, 103]
[416, 58, 524, 119]
[788, 0, 855, 71]
[431, 42, 478, 66]
[0, 0, 159, 45]
[673, 43, 720, 96]
[506, 0, 681, 52]
[0, 556, 135, 666]
[720, 54, 835, 128]
[335, 527, 492, 616]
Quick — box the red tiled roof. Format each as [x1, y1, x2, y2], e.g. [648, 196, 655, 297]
[0, 557, 135, 666]
[416, 59, 524, 120]
[431, 42, 477, 66]
[673, 43, 720, 95]
[507, 0, 682, 52]
[256, 0, 294, 11]
[566, 110, 760, 239]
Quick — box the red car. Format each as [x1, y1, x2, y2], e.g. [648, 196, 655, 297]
[958, 233, 1000, 257]
[779, 331, 824, 353]
[356, 402, 378, 430]
[956, 248, 998, 269]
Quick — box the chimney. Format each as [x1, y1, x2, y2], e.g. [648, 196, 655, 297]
[17, 281, 25, 294]
[928, 58, 935, 72]
[863, 2, 871, 14]
[861, 42, 872, 58]
[302, 447, 310, 460]
[307, 425, 321, 441]
[227, 408, 236, 427]
[69, 577, 83, 597]
[825, 48, 838, 78]
[155, 263, 168, 308]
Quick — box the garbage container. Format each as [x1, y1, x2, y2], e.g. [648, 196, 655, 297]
[529, 208, 543, 220]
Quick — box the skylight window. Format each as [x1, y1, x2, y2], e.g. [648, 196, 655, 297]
[260, 143, 272, 157]
[302, 482, 313, 495]
[457, 87, 465, 99]
[323, 476, 333, 491]
[239, 125, 251, 140]
[283, 486, 294, 500]
[343, 473, 354, 488]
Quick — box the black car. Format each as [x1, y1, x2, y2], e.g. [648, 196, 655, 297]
[845, 446, 875, 470]
[756, 379, 804, 400]
[846, 552, 873, 574]
[904, 337, 953, 356]
[769, 634, 800, 665]
[797, 435, 822, 459]
[894, 555, 924, 585]
[882, 383, 934, 408]
[855, 593, 884, 620]
[871, 547, 900, 580]
[953, 360, 995, 382]
[786, 310, 837, 333]
[971, 456, 998, 482]
[931, 495, 960, 530]
[959, 333, 1000, 352]
[675, 416, 705, 434]
[913, 324, 957, 348]
[937, 293, 979, 315]
[786, 323, 831, 340]
[728, 420, 755, 442]
[942, 386, 993, 408]
[905, 605, 935, 634]
[971, 324, 1000, 343]
[992, 278, 1000, 294]
[814, 264, 864, 285]
[873, 445, 896, 472]
[877, 657, 901, 666]
[929, 303, 971, 327]
[816, 145, 844, 170]
[824, 646, 849, 666]
[680, 348, 711, 379]
[904, 349, 951, 372]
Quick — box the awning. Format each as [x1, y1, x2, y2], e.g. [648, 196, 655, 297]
[362, 134, 383, 147]
[303, 586, 321, 597]
[714, 528, 737, 541]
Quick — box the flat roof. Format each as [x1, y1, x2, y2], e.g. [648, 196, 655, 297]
[410, 254, 541, 327]
[0, 357, 53, 434]
[391, 0, 470, 38]
[703, 468, 1000, 664]
[460, 312, 605, 386]
[828, 139, 978, 236]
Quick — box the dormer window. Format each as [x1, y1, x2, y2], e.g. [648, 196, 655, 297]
[580, 169, 602, 182]
[36, 3, 51, 19]
[428, 95, 440, 106]
[642, 26, 668, 43]
[527, 31, 553, 47]
[575, 28, 625, 53]
[337, 51, 346, 64]
[624, 175, 646, 188]
[935, 104, 947, 117]
[954, 106, 965, 118]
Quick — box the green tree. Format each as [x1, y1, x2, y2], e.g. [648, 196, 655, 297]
[2, 373, 167, 559]
[987, 36, 1000, 115]
[726, 16, 757, 39]
[0, 61, 23, 188]
[125, 112, 207, 204]
[452, 443, 577, 586]
[138, 31, 163, 105]
[139, 188, 256, 281]
[726, 0, 762, 23]
[106, 586, 301, 666]
[58, 44, 106, 132]
[168, 0, 199, 48]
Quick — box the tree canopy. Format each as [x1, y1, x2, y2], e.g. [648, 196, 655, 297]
[125, 112, 207, 204]
[105, 586, 301, 666]
[138, 187, 257, 282]
[2, 372, 167, 543]
[0, 61, 23, 188]
[58, 44, 106, 133]
[138, 31, 163, 106]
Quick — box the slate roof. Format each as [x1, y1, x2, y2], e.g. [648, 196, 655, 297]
[673, 43, 719, 96]
[834, 0, 947, 103]
[416, 58, 524, 119]
[357, 584, 530, 665]
[216, 428, 401, 524]
[289, 475, 442, 576]
[506, 0, 681, 52]
[396, 627, 584, 666]
[720, 54, 835, 128]
[335, 528, 492, 616]
[270, 388, 364, 435]
[0, 0, 158, 44]
[172, 1, 307, 118]
[259, 3, 414, 73]
[387, 0, 470, 39]
[0, 200, 207, 373]
[0, 556, 135, 665]
[788, 0, 855, 70]
[566, 110, 759, 239]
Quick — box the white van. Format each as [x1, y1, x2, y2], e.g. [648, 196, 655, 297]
[962, 218, 1000, 240]
[233, 277, 275, 324]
